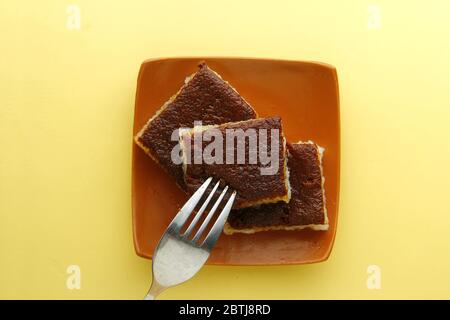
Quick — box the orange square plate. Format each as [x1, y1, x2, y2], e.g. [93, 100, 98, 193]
[132, 57, 340, 265]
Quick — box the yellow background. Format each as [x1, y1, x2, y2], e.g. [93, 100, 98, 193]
[1, 0, 450, 299]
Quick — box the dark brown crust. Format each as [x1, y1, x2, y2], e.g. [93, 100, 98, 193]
[227, 142, 326, 228]
[136, 63, 257, 188]
[181, 117, 289, 209]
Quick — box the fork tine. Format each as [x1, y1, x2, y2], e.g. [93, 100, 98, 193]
[191, 186, 228, 243]
[182, 180, 220, 238]
[202, 191, 237, 250]
[167, 177, 212, 233]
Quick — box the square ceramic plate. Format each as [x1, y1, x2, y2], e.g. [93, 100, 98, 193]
[132, 57, 340, 265]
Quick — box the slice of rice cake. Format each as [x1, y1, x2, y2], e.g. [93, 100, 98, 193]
[179, 116, 291, 209]
[134, 62, 257, 189]
[224, 141, 328, 234]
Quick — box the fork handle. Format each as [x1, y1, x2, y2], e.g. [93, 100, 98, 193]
[144, 293, 155, 300]
[144, 281, 165, 300]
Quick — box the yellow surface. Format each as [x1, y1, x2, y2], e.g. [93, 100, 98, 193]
[1, 0, 450, 299]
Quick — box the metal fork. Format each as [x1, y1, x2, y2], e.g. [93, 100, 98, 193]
[144, 177, 236, 300]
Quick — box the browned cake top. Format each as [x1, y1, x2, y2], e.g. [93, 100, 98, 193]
[227, 142, 326, 228]
[181, 117, 289, 209]
[136, 62, 257, 188]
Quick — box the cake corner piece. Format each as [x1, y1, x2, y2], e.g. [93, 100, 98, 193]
[225, 140, 328, 234]
[134, 61, 258, 188]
